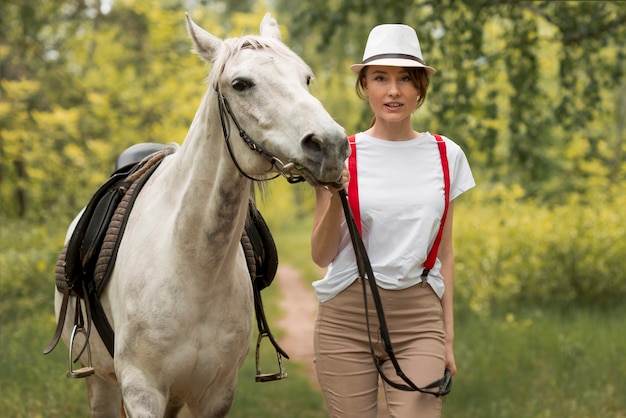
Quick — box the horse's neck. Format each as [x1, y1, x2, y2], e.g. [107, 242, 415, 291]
[165, 93, 250, 265]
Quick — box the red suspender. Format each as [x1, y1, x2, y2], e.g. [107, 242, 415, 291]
[347, 135, 361, 235]
[422, 134, 450, 277]
[346, 134, 450, 278]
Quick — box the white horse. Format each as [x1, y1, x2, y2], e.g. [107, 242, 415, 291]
[53, 14, 348, 417]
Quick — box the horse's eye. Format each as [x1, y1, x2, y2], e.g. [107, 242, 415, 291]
[306, 76, 312, 86]
[232, 79, 253, 92]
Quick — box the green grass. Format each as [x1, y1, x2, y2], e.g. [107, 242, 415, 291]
[2, 216, 626, 417]
[443, 306, 626, 418]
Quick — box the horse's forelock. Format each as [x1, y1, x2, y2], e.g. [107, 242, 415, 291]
[208, 35, 310, 87]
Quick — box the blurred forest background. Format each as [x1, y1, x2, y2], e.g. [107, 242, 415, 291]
[1, 0, 625, 417]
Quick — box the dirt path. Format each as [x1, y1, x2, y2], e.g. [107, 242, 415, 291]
[275, 265, 320, 386]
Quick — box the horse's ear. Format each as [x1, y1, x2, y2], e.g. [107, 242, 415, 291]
[185, 13, 222, 63]
[260, 13, 281, 41]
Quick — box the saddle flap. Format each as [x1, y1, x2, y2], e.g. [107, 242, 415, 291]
[63, 169, 133, 293]
[245, 201, 278, 291]
[80, 186, 126, 270]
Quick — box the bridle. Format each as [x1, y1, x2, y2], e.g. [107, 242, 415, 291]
[215, 84, 306, 184]
[338, 189, 452, 397]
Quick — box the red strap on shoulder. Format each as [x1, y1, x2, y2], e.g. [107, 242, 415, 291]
[347, 133, 450, 275]
[423, 134, 450, 274]
[347, 135, 361, 235]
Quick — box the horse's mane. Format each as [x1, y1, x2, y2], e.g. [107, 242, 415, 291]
[165, 142, 181, 153]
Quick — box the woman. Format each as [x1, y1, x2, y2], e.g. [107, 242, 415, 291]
[311, 24, 475, 417]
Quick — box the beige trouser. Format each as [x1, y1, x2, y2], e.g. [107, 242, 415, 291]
[314, 279, 446, 418]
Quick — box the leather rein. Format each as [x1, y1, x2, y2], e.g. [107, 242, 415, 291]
[338, 189, 451, 397]
[215, 85, 306, 184]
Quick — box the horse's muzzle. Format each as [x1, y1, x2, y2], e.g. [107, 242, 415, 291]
[300, 133, 349, 185]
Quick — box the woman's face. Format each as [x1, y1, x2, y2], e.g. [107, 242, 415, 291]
[362, 65, 420, 125]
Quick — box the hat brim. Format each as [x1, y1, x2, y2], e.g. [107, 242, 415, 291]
[350, 58, 436, 75]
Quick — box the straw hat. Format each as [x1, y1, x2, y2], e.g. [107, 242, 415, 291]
[350, 24, 436, 75]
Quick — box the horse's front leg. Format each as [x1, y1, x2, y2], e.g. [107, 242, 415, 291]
[186, 372, 239, 418]
[118, 365, 168, 417]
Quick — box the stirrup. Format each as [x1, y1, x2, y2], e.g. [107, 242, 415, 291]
[255, 332, 287, 382]
[66, 324, 95, 378]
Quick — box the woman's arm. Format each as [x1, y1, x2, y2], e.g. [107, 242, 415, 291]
[438, 201, 457, 376]
[311, 168, 349, 267]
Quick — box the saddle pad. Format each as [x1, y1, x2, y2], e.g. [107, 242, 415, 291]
[55, 246, 68, 293]
[91, 178, 140, 294]
[55, 149, 170, 295]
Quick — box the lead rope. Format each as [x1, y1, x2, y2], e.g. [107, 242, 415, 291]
[338, 189, 450, 396]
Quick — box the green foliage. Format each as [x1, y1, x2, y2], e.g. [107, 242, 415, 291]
[0, 218, 64, 323]
[0, 1, 261, 219]
[259, 201, 320, 280]
[279, 0, 626, 201]
[454, 185, 626, 315]
[3, 0, 625, 218]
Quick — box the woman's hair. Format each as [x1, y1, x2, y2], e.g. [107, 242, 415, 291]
[355, 66, 430, 126]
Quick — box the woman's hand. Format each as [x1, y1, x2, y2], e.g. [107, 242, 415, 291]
[326, 167, 350, 194]
[445, 341, 457, 376]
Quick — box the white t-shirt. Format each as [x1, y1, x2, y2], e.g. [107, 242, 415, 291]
[312, 132, 475, 303]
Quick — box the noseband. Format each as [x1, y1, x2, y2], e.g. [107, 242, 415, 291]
[215, 85, 305, 184]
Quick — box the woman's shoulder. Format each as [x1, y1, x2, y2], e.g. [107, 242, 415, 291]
[427, 132, 465, 152]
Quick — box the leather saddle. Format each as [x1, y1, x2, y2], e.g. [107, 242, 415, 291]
[45, 142, 288, 382]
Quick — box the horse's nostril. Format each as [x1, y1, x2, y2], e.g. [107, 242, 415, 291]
[301, 134, 324, 162]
